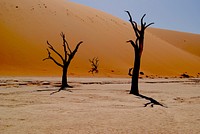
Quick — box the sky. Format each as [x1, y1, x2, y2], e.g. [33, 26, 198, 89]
[69, 0, 200, 34]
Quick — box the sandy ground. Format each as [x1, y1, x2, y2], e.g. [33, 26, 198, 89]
[0, 77, 200, 134]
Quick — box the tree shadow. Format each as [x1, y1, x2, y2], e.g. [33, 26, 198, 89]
[36, 89, 57, 92]
[36, 87, 73, 95]
[134, 94, 168, 108]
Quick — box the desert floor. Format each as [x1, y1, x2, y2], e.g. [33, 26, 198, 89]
[0, 77, 200, 134]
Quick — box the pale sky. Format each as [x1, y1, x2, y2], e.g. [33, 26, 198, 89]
[69, 0, 200, 34]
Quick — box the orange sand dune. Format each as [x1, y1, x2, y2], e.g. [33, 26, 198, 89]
[148, 28, 200, 57]
[0, 0, 200, 77]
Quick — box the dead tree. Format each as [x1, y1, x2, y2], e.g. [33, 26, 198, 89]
[125, 11, 154, 95]
[89, 57, 99, 74]
[43, 32, 83, 92]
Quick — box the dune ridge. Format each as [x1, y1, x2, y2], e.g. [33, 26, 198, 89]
[0, 0, 200, 77]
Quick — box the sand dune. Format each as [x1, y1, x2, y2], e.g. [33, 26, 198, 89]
[0, 0, 200, 77]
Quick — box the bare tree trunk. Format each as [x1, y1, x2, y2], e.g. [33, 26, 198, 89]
[130, 50, 141, 95]
[125, 12, 166, 107]
[125, 11, 154, 95]
[61, 63, 73, 90]
[61, 64, 68, 89]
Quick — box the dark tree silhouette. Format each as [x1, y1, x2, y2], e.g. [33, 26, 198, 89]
[125, 11, 154, 95]
[88, 57, 99, 74]
[43, 32, 83, 93]
[125, 11, 167, 108]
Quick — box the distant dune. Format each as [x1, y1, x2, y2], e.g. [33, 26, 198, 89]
[0, 0, 200, 77]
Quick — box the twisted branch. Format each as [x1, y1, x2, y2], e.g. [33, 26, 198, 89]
[69, 41, 83, 60]
[47, 41, 64, 62]
[43, 32, 83, 68]
[60, 32, 68, 60]
[43, 49, 63, 67]
[60, 32, 72, 55]
[125, 11, 140, 38]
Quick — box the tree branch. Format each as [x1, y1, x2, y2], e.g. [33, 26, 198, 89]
[60, 32, 72, 54]
[141, 14, 146, 29]
[47, 41, 64, 62]
[125, 11, 140, 38]
[128, 68, 133, 76]
[92, 57, 99, 68]
[133, 21, 140, 37]
[95, 57, 99, 67]
[126, 40, 138, 49]
[145, 22, 154, 29]
[60, 32, 68, 61]
[135, 38, 139, 46]
[140, 14, 154, 30]
[68, 41, 83, 60]
[72, 41, 83, 55]
[43, 49, 63, 67]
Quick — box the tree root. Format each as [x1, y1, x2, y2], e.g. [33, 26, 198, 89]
[50, 86, 73, 95]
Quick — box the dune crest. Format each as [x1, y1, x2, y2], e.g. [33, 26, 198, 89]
[0, 0, 200, 77]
